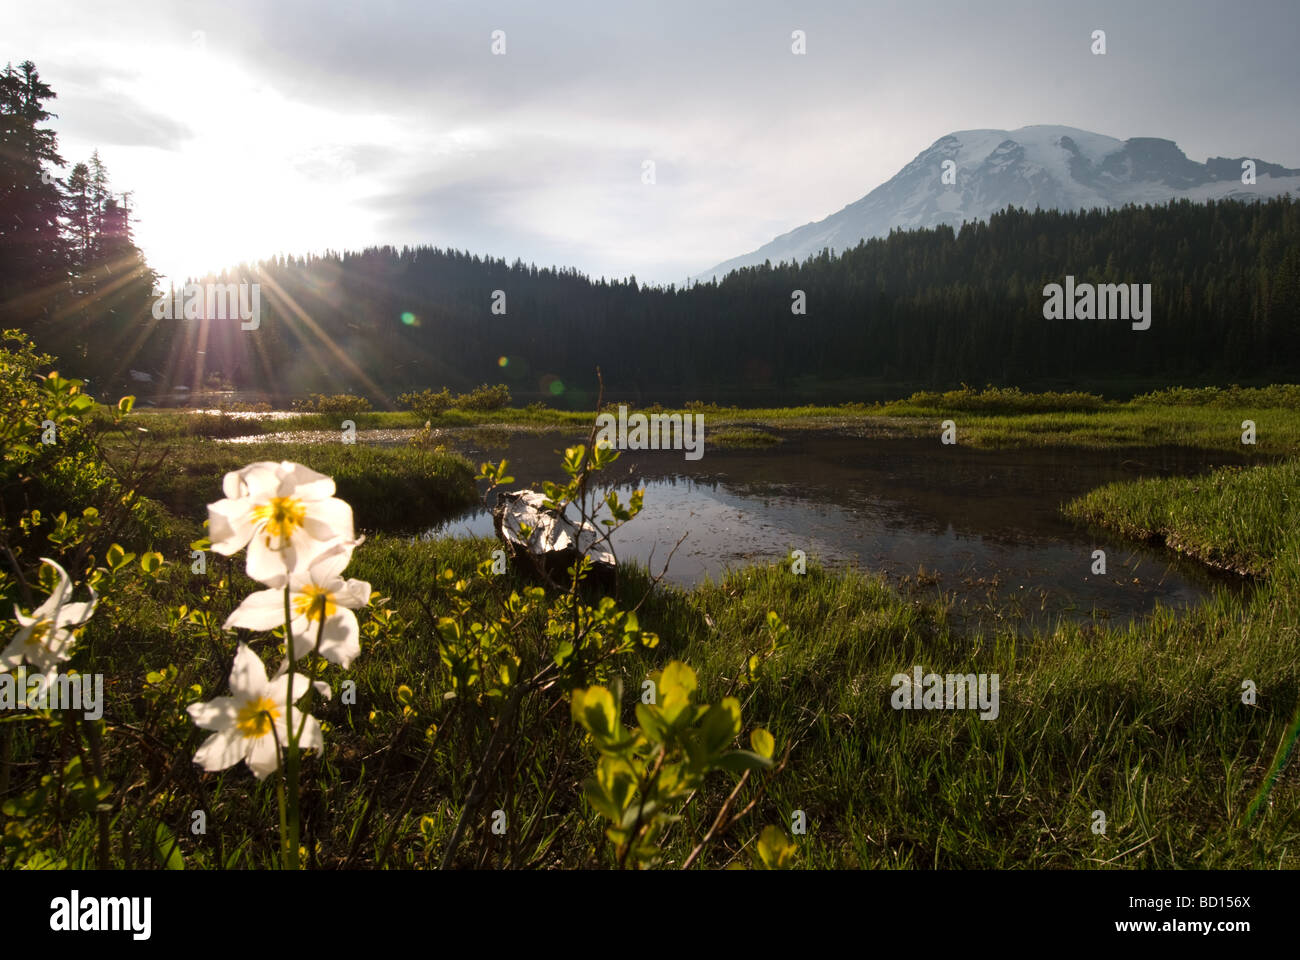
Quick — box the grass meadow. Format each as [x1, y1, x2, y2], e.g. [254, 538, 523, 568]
[6, 384, 1299, 869]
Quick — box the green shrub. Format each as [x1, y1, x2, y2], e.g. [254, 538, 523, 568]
[900, 384, 1106, 413]
[454, 383, 511, 411]
[1132, 384, 1300, 407]
[291, 393, 373, 414]
[399, 387, 454, 418]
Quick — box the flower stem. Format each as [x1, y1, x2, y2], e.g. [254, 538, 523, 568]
[276, 769, 288, 866]
[282, 583, 300, 869]
[295, 609, 328, 743]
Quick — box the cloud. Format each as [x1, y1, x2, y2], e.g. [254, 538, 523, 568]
[54, 89, 192, 149]
[4, 0, 1298, 284]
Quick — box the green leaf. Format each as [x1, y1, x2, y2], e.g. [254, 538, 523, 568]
[141, 551, 164, 574]
[152, 823, 185, 870]
[700, 698, 742, 756]
[582, 778, 622, 822]
[618, 800, 659, 830]
[572, 686, 618, 741]
[755, 825, 795, 870]
[658, 661, 697, 726]
[553, 640, 574, 667]
[635, 703, 666, 744]
[751, 727, 775, 759]
[715, 750, 774, 775]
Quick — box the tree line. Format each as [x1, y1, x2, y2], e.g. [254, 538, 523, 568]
[177, 197, 1298, 405]
[3, 59, 1297, 405]
[1, 61, 157, 390]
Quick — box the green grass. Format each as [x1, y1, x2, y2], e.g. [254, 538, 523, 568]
[708, 427, 783, 447]
[13, 389, 1300, 869]
[1066, 459, 1300, 576]
[104, 437, 478, 537]
[256, 524, 1300, 868]
[130, 382, 1300, 454]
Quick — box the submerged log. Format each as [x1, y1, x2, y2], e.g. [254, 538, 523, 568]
[491, 489, 617, 585]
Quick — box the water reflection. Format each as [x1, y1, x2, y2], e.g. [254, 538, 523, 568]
[422, 431, 1255, 630]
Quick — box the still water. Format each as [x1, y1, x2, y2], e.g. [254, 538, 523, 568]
[418, 429, 1252, 630]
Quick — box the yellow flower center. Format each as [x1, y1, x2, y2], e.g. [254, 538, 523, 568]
[293, 585, 337, 623]
[234, 696, 281, 740]
[25, 619, 54, 648]
[251, 496, 306, 547]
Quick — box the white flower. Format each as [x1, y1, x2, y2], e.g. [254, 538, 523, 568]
[187, 644, 323, 780]
[223, 538, 371, 669]
[2, 558, 96, 673]
[207, 461, 354, 581]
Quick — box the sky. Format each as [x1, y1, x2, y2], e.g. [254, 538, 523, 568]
[4, 0, 1298, 287]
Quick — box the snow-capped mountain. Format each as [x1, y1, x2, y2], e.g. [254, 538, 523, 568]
[695, 125, 1300, 281]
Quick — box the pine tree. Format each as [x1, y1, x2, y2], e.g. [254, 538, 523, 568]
[0, 61, 68, 330]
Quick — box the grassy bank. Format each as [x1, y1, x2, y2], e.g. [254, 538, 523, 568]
[131, 383, 1300, 453]
[103, 437, 478, 538]
[354, 532, 1299, 867]
[9, 382, 1299, 870]
[1066, 459, 1300, 576]
[55, 452, 1298, 868]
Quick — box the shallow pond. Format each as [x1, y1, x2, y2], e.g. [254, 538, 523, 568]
[220, 422, 1254, 630]
[413, 429, 1254, 631]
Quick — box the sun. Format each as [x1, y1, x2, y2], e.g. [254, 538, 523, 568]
[109, 50, 384, 286]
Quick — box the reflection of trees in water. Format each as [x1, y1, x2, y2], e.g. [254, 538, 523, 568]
[447, 431, 1251, 608]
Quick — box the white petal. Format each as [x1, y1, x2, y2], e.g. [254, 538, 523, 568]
[288, 621, 321, 662]
[267, 671, 313, 707]
[224, 589, 288, 633]
[311, 679, 332, 700]
[40, 628, 77, 664]
[187, 697, 236, 730]
[36, 558, 72, 615]
[277, 462, 335, 501]
[0, 639, 26, 669]
[27, 640, 69, 672]
[245, 537, 294, 584]
[55, 595, 96, 629]
[317, 612, 360, 669]
[306, 538, 357, 584]
[246, 733, 283, 780]
[228, 644, 269, 700]
[333, 578, 372, 610]
[296, 713, 324, 753]
[193, 730, 247, 773]
[225, 462, 281, 501]
[300, 498, 354, 544]
[221, 464, 258, 500]
[207, 499, 254, 555]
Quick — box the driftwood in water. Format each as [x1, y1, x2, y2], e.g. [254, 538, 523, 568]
[492, 489, 616, 586]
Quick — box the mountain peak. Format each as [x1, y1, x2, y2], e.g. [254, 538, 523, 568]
[694, 127, 1300, 282]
